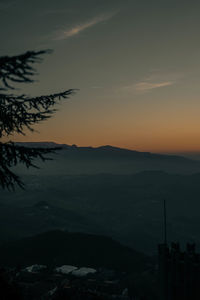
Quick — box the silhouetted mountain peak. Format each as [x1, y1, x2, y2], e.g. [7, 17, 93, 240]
[14, 141, 199, 170]
[14, 142, 155, 155]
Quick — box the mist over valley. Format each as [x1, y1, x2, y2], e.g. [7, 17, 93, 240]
[2, 142, 200, 255]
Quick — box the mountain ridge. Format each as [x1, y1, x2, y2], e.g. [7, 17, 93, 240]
[14, 141, 195, 162]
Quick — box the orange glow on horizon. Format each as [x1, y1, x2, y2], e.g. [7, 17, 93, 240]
[11, 135, 200, 154]
[10, 98, 200, 155]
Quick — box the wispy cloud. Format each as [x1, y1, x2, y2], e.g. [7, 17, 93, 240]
[121, 71, 183, 94]
[54, 11, 118, 40]
[134, 81, 174, 92]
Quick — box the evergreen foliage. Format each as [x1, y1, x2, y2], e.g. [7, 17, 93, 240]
[0, 50, 75, 189]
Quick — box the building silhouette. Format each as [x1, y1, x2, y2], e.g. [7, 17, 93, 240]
[158, 242, 200, 300]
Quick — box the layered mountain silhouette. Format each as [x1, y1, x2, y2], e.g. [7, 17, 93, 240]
[2, 142, 200, 254]
[2, 170, 200, 253]
[14, 142, 200, 175]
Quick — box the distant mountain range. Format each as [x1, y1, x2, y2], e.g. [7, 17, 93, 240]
[2, 142, 200, 255]
[14, 141, 195, 161]
[14, 141, 200, 175]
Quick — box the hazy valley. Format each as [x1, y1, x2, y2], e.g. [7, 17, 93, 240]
[1, 143, 200, 255]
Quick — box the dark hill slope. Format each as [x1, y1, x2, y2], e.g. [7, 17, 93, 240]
[2, 171, 200, 254]
[0, 230, 149, 273]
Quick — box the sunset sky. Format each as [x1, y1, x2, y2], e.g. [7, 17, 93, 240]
[1, 0, 200, 153]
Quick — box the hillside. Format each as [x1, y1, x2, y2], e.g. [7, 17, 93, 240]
[0, 230, 149, 273]
[2, 171, 200, 254]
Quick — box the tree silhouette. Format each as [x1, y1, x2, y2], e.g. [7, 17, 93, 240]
[0, 50, 75, 190]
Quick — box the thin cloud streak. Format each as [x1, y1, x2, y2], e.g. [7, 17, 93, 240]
[120, 71, 180, 94]
[54, 11, 118, 40]
[134, 81, 174, 91]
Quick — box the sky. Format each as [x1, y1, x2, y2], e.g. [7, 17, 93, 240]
[1, 0, 200, 153]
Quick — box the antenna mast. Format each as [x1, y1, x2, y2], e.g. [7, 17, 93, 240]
[164, 199, 167, 245]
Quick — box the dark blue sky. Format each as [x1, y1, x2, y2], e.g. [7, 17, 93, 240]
[1, 0, 200, 152]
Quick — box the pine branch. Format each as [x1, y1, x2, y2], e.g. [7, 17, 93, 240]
[0, 89, 75, 137]
[0, 50, 51, 90]
[0, 142, 60, 190]
[0, 49, 76, 190]
[0, 166, 24, 190]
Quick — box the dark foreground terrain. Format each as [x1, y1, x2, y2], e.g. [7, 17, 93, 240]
[1, 143, 199, 298]
[0, 230, 157, 300]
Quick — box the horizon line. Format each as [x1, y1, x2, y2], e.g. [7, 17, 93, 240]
[13, 141, 200, 155]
